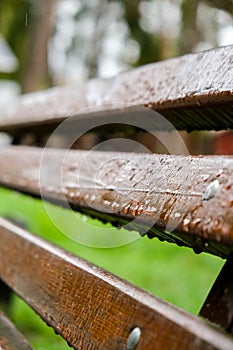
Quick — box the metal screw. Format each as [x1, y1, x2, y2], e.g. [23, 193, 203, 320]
[202, 179, 220, 201]
[126, 327, 141, 350]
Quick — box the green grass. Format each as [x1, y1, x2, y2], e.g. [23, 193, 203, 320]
[0, 187, 224, 349]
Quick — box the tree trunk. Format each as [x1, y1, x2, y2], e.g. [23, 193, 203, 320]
[22, 0, 57, 93]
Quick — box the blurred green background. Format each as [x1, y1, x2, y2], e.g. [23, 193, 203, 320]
[0, 0, 232, 93]
[0, 0, 232, 349]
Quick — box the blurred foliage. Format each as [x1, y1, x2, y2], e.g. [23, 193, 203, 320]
[206, 0, 233, 15]
[0, 0, 32, 83]
[119, 0, 160, 64]
[0, 0, 54, 91]
[180, 0, 233, 53]
[0, 0, 232, 90]
[179, 0, 200, 53]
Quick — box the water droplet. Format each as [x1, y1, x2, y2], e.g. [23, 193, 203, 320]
[137, 204, 144, 215]
[193, 247, 202, 254]
[183, 218, 190, 225]
[145, 206, 156, 216]
[192, 218, 201, 226]
[124, 204, 130, 214]
[82, 215, 88, 222]
[65, 182, 79, 189]
[130, 202, 139, 216]
[202, 180, 220, 201]
[174, 212, 181, 218]
[201, 174, 210, 182]
[112, 201, 120, 211]
[90, 194, 96, 201]
[216, 169, 223, 177]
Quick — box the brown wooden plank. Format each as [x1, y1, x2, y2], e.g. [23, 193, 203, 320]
[1, 146, 233, 257]
[0, 45, 233, 134]
[0, 309, 33, 350]
[0, 217, 232, 350]
[200, 257, 233, 333]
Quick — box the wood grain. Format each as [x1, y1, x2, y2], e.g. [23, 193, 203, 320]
[1, 146, 233, 257]
[0, 45, 232, 134]
[0, 310, 33, 350]
[0, 217, 232, 350]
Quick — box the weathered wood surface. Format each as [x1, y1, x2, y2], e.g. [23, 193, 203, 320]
[0, 309, 33, 350]
[200, 257, 233, 333]
[0, 218, 232, 350]
[0, 45, 233, 134]
[1, 146, 233, 257]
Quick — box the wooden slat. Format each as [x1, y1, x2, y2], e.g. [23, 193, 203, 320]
[0, 217, 232, 350]
[0, 45, 233, 134]
[200, 257, 233, 333]
[0, 309, 33, 350]
[1, 146, 233, 257]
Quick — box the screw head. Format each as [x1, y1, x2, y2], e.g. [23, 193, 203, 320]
[126, 327, 141, 350]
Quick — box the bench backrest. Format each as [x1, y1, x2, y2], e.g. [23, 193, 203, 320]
[0, 45, 233, 350]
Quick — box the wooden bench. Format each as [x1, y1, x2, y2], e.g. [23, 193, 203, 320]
[0, 45, 233, 349]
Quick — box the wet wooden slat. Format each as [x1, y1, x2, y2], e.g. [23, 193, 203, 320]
[0, 309, 33, 350]
[0, 45, 233, 134]
[1, 146, 233, 257]
[200, 257, 233, 333]
[0, 217, 232, 350]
